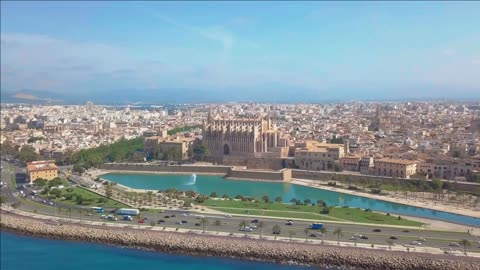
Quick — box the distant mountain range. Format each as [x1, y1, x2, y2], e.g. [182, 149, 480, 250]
[1, 88, 479, 105]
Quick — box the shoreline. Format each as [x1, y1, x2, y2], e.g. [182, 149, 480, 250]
[1, 211, 479, 270]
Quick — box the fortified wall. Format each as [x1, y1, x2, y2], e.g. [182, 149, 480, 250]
[227, 168, 291, 182]
[100, 163, 232, 175]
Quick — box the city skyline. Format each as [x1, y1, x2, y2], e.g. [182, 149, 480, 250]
[1, 1, 480, 103]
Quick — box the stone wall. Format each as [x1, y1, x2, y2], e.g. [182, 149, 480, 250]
[227, 169, 291, 182]
[100, 163, 232, 175]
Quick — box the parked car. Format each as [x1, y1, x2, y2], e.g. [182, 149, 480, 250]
[360, 235, 368, 240]
[309, 233, 318, 238]
[138, 220, 145, 224]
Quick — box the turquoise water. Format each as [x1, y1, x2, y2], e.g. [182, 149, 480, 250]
[0, 232, 314, 270]
[102, 173, 480, 227]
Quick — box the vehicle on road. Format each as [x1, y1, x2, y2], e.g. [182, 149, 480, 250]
[123, 215, 133, 221]
[448, 242, 460, 247]
[157, 219, 165, 224]
[106, 215, 118, 221]
[115, 208, 139, 216]
[164, 215, 170, 218]
[90, 207, 104, 213]
[373, 229, 382, 232]
[194, 223, 200, 226]
[389, 236, 398, 240]
[360, 235, 368, 240]
[249, 224, 257, 229]
[251, 219, 259, 223]
[138, 219, 145, 224]
[239, 227, 253, 232]
[175, 221, 182, 225]
[286, 220, 294, 225]
[411, 241, 422, 246]
[309, 233, 318, 237]
[224, 214, 232, 218]
[417, 238, 427, 242]
[181, 220, 188, 224]
[309, 223, 324, 230]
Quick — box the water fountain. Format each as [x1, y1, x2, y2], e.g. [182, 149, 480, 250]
[186, 173, 197, 185]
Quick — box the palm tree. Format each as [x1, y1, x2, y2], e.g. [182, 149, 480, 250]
[386, 239, 394, 250]
[333, 228, 343, 245]
[459, 239, 472, 255]
[200, 217, 209, 233]
[66, 207, 72, 222]
[239, 220, 247, 230]
[213, 219, 222, 234]
[77, 209, 83, 222]
[319, 227, 327, 244]
[272, 225, 281, 240]
[258, 221, 265, 239]
[275, 196, 283, 204]
[304, 228, 310, 241]
[288, 231, 296, 241]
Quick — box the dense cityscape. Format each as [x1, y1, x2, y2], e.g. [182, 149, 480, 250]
[2, 101, 480, 182]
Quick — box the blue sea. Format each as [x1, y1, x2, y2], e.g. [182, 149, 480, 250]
[0, 232, 316, 270]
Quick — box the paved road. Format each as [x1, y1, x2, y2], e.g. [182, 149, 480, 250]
[2, 160, 480, 252]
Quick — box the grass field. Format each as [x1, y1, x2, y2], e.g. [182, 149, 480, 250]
[200, 199, 423, 227]
[55, 187, 128, 208]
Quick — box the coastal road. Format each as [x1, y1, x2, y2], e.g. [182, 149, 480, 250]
[2, 160, 480, 252]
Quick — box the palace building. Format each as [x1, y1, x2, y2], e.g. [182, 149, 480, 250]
[202, 110, 289, 159]
[27, 160, 58, 182]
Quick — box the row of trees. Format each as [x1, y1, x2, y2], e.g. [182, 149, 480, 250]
[72, 137, 144, 172]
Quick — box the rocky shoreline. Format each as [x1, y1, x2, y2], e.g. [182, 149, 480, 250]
[1, 211, 479, 270]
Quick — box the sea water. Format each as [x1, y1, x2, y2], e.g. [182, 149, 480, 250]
[0, 232, 315, 270]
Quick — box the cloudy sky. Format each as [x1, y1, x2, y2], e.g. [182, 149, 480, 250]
[1, 1, 479, 102]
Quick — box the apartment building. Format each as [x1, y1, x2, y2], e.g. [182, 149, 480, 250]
[374, 158, 417, 179]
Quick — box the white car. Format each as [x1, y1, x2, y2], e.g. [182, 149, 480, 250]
[411, 241, 422, 246]
[225, 214, 232, 218]
[239, 227, 253, 232]
[448, 242, 460, 247]
[249, 224, 257, 229]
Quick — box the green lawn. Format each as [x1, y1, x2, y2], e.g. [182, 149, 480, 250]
[200, 199, 423, 227]
[54, 187, 128, 208]
[9, 165, 17, 190]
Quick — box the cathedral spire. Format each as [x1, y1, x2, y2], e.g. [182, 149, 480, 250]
[207, 108, 213, 123]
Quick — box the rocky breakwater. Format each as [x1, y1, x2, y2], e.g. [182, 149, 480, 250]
[1, 211, 479, 270]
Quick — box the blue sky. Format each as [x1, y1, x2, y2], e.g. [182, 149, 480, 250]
[1, 1, 479, 102]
